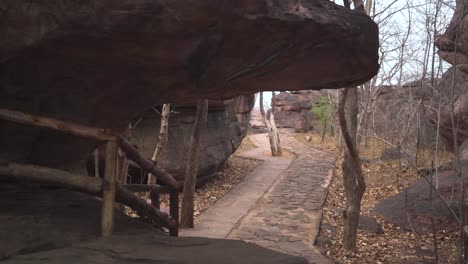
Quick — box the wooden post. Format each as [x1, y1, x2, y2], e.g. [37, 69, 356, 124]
[94, 148, 100, 178]
[101, 141, 118, 237]
[148, 103, 171, 185]
[169, 190, 179, 236]
[150, 189, 161, 210]
[180, 99, 208, 229]
[119, 155, 129, 184]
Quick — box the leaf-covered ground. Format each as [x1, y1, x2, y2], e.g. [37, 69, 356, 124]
[296, 132, 459, 264]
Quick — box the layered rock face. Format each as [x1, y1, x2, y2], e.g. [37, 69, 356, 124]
[434, 1, 468, 163]
[130, 95, 255, 181]
[0, 0, 379, 170]
[372, 82, 436, 151]
[423, 68, 468, 162]
[271, 91, 324, 132]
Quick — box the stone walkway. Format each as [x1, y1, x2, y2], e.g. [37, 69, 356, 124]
[181, 134, 293, 238]
[182, 132, 336, 264]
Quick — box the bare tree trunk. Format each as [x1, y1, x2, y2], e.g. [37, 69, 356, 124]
[338, 87, 366, 251]
[338, 0, 368, 251]
[148, 104, 171, 185]
[180, 99, 208, 228]
[321, 118, 328, 142]
[259, 92, 282, 156]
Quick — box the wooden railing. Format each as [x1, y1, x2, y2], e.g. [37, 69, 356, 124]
[0, 108, 180, 237]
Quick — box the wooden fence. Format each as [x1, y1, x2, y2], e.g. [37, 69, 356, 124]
[0, 108, 180, 237]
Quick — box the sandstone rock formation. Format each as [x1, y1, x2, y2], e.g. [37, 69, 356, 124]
[0, 1, 379, 262]
[421, 68, 467, 163]
[271, 91, 324, 132]
[0, 0, 379, 170]
[130, 95, 255, 181]
[434, 0, 468, 164]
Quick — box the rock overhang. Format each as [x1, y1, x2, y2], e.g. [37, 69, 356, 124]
[0, 0, 379, 166]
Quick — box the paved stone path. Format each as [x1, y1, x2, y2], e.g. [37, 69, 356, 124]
[229, 133, 335, 264]
[181, 134, 293, 238]
[182, 132, 336, 264]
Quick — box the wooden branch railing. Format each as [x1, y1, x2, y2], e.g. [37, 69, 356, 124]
[0, 108, 180, 236]
[0, 160, 177, 229]
[124, 184, 170, 193]
[0, 108, 116, 141]
[0, 108, 179, 190]
[116, 137, 179, 190]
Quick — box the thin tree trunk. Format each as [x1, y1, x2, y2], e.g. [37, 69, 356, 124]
[338, 87, 366, 251]
[148, 104, 171, 185]
[180, 99, 209, 228]
[321, 119, 328, 142]
[339, 0, 368, 251]
[269, 111, 282, 156]
[259, 92, 282, 156]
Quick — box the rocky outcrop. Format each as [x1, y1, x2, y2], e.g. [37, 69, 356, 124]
[434, 0, 468, 163]
[130, 95, 255, 180]
[0, 0, 379, 170]
[422, 67, 468, 163]
[0, 1, 379, 262]
[271, 91, 324, 132]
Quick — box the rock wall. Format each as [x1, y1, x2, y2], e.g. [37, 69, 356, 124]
[434, 0, 468, 164]
[423, 68, 468, 162]
[130, 95, 255, 180]
[271, 91, 324, 132]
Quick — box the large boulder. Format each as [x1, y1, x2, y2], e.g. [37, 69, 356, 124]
[0, 0, 379, 170]
[271, 90, 324, 132]
[435, 1, 468, 163]
[421, 67, 468, 163]
[130, 95, 255, 180]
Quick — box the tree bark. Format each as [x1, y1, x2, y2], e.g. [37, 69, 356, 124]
[338, 88, 366, 251]
[180, 99, 209, 228]
[339, 0, 369, 251]
[148, 104, 171, 185]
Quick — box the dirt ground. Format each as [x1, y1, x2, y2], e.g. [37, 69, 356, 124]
[296, 132, 459, 264]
